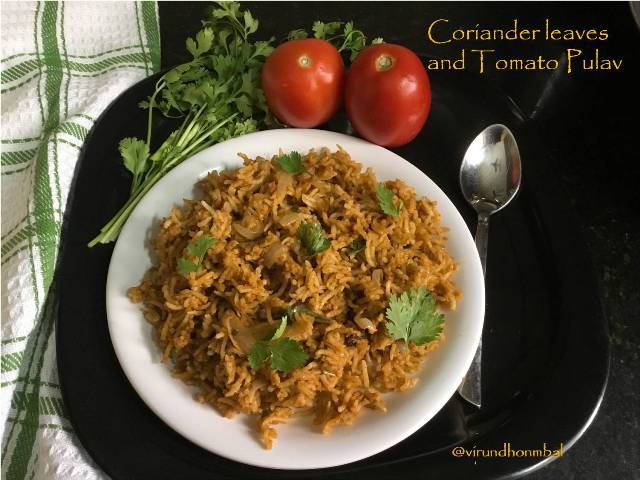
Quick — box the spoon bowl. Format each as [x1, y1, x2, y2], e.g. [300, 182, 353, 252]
[457, 124, 522, 408]
[460, 124, 522, 216]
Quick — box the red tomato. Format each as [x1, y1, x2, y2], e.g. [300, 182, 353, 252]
[262, 39, 344, 128]
[345, 44, 431, 147]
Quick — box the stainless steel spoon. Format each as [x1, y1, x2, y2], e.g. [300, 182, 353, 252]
[458, 124, 522, 408]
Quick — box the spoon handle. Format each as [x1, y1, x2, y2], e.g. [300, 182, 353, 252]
[458, 212, 489, 408]
[475, 212, 490, 276]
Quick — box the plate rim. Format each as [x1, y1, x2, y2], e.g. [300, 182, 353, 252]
[105, 128, 485, 470]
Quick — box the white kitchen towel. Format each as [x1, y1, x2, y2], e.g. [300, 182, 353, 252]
[1, 2, 160, 478]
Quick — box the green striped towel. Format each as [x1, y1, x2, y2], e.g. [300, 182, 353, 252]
[1, 2, 160, 478]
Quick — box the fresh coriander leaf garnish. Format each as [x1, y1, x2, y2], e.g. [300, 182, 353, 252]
[346, 238, 366, 256]
[186, 28, 214, 59]
[275, 151, 304, 174]
[248, 341, 270, 371]
[186, 235, 216, 258]
[119, 138, 150, 193]
[268, 338, 309, 372]
[310, 21, 383, 60]
[177, 235, 216, 276]
[248, 314, 309, 372]
[286, 29, 308, 41]
[271, 315, 288, 340]
[177, 257, 199, 275]
[297, 221, 331, 256]
[339, 22, 367, 61]
[312, 21, 343, 39]
[88, 2, 274, 247]
[376, 184, 403, 217]
[385, 288, 444, 345]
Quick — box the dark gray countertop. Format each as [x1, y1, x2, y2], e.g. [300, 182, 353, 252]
[526, 29, 640, 478]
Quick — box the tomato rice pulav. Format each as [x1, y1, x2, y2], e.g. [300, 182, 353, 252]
[127, 147, 461, 449]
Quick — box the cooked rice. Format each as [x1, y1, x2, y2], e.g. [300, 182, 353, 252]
[128, 147, 461, 449]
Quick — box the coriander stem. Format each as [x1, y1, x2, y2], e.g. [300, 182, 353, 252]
[89, 3, 278, 247]
[145, 80, 165, 147]
[166, 115, 238, 168]
[88, 113, 243, 247]
[177, 104, 206, 148]
[172, 113, 192, 149]
[87, 165, 169, 247]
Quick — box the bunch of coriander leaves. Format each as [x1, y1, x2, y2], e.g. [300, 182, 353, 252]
[89, 2, 381, 247]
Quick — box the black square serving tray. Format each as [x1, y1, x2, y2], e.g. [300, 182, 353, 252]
[56, 63, 609, 479]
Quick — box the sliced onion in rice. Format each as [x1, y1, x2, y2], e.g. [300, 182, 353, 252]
[233, 322, 275, 354]
[354, 316, 376, 332]
[225, 313, 244, 352]
[301, 193, 317, 208]
[276, 171, 292, 198]
[233, 328, 255, 354]
[372, 269, 384, 285]
[276, 211, 301, 227]
[233, 222, 264, 240]
[264, 241, 285, 267]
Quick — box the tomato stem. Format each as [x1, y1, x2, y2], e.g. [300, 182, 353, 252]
[298, 54, 312, 68]
[376, 54, 394, 71]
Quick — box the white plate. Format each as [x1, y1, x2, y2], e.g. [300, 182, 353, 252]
[106, 128, 484, 470]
